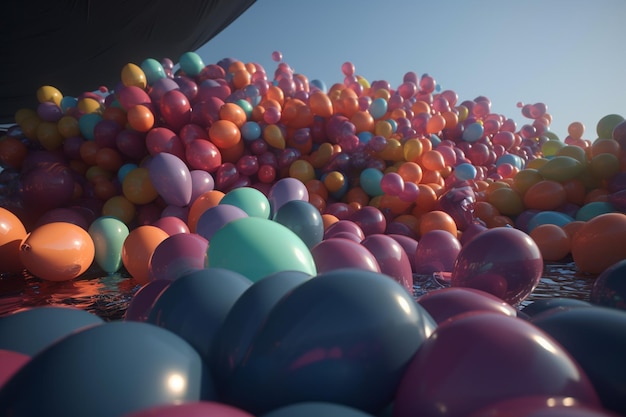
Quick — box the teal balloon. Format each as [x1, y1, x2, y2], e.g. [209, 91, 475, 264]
[526, 211, 574, 233]
[78, 113, 102, 140]
[219, 187, 271, 219]
[369, 98, 388, 119]
[60, 96, 78, 112]
[207, 217, 317, 282]
[360, 168, 384, 197]
[88, 216, 130, 273]
[575, 202, 615, 222]
[179, 51, 205, 77]
[462, 122, 484, 142]
[235, 99, 253, 118]
[140, 58, 166, 85]
[454, 163, 477, 181]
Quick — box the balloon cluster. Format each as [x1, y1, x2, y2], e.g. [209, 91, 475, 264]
[1, 50, 626, 416]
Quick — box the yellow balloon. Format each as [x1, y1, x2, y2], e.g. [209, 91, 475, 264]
[289, 159, 316, 183]
[37, 121, 64, 151]
[378, 138, 404, 162]
[57, 115, 81, 138]
[263, 124, 286, 149]
[121, 63, 147, 89]
[526, 158, 548, 170]
[77, 97, 102, 114]
[374, 120, 393, 138]
[37, 85, 63, 106]
[102, 195, 137, 225]
[403, 138, 423, 162]
[122, 167, 158, 205]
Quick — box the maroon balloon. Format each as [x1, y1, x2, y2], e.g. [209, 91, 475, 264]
[389, 234, 419, 273]
[324, 219, 365, 241]
[116, 129, 148, 160]
[19, 163, 75, 214]
[145, 127, 185, 160]
[394, 313, 601, 417]
[35, 207, 89, 230]
[361, 234, 413, 294]
[93, 119, 123, 149]
[179, 123, 209, 147]
[124, 279, 171, 322]
[417, 287, 517, 324]
[186, 139, 222, 172]
[350, 206, 387, 236]
[160, 89, 191, 132]
[190, 97, 224, 127]
[311, 237, 380, 273]
[117, 85, 151, 110]
[189, 170, 215, 205]
[469, 396, 618, 417]
[148, 233, 209, 281]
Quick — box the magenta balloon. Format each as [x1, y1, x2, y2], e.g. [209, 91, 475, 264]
[190, 97, 225, 127]
[145, 127, 185, 160]
[160, 89, 191, 132]
[467, 396, 615, 417]
[197, 79, 231, 102]
[0, 350, 30, 389]
[179, 124, 209, 147]
[153, 216, 190, 236]
[173, 76, 199, 102]
[324, 202, 356, 220]
[122, 401, 254, 417]
[380, 172, 405, 196]
[117, 85, 151, 110]
[389, 234, 419, 273]
[35, 207, 89, 230]
[268, 177, 309, 215]
[350, 206, 387, 237]
[19, 163, 75, 214]
[149, 77, 180, 103]
[93, 119, 122, 149]
[416, 287, 517, 324]
[451, 227, 543, 305]
[459, 222, 488, 246]
[148, 233, 209, 281]
[148, 152, 192, 207]
[361, 234, 413, 294]
[414, 230, 461, 275]
[186, 139, 222, 172]
[324, 220, 365, 241]
[195, 204, 248, 242]
[190, 170, 215, 205]
[311, 237, 380, 274]
[124, 279, 171, 322]
[393, 313, 601, 417]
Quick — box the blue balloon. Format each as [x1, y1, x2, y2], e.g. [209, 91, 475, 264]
[462, 122, 484, 142]
[78, 113, 102, 140]
[140, 58, 166, 85]
[60, 96, 78, 112]
[220, 268, 436, 415]
[241, 121, 262, 141]
[179, 51, 205, 77]
[219, 187, 271, 219]
[357, 131, 373, 145]
[369, 98, 388, 119]
[526, 210, 574, 233]
[273, 200, 324, 249]
[0, 321, 213, 417]
[454, 163, 477, 181]
[310, 79, 327, 92]
[261, 402, 375, 417]
[496, 153, 524, 170]
[147, 268, 252, 361]
[0, 306, 103, 356]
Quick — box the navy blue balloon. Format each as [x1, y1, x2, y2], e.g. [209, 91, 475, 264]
[211, 270, 312, 393]
[532, 306, 626, 415]
[0, 321, 213, 417]
[0, 306, 103, 356]
[147, 268, 252, 361]
[260, 401, 375, 417]
[591, 259, 626, 310]
[220, 268, 437, 415]
[272, 200, 324, 249]
[521, 297, 592, 318]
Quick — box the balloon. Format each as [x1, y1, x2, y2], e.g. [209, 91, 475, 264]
[538, 155, 585, 182]
[596, 114, 625, 139]
[19, 162, 75, 215]
[532, 306, 626, 415]
[0, 350, 30, 389]
[148, 152, 192, 207]
[186, 138, 222, 172]
[571, 213, 626, 274]
[350, 206, 387, 236]
[88, 216, 130, 274]
[195, 204, 248, 242]
[260, 402, 375, 417]
[417, 287, 517, 324]
[311, 237, 380, 273]
[526, 210, 574, 233]
[160, 89, 192, 131]
[219, 268, 436, 415]
[414, 230, 461, 275]
[219, 187, 271, 219]
[147, 268, 252, 361]
[207, 217, 317, 282]
[268, 177, 309, 215]
[520, 298, 592, 318]
[19, 222, 95, 282]
[124, 401, 255, 417]
[0, 207, 27, 274]
[468, 396, 616, 417]
[122, 167, 159, 205]
[591, 259, 626, 310]
[529, 223, 571, 261]
[462, 122, 484, 142]
[451, 227, 543, 305]
[187, 190, 225, 233]
[0, 321, 212, 417]
[393, 313, 601, 417]
[148, 233, 208, 281]
[272, 200, 324, 249]
[145, 127, 185, 159]
[0, 306, 103, 355]
[190, 169, 215, 204]
[124, 279, 171, 322]
[211, 270, 312, 392]
[152, 216, 190, 235]
[324, 219, 365, 241]
[360, 167, 384, 197]
[121, 225, 169, 285]
[361, 234, 413, 293]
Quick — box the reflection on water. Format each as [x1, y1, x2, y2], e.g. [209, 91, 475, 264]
[0, 260, 596, 321]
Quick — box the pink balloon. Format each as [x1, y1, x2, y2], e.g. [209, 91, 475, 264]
[311, 237, 380, 274]
[145, 127, 185, 160]
[0, 350, 30, 389]
[468, 396, 617, 417]
[324, 220, 365, 241]
[148, 233, 208, 281]
[361, 234, 413, 294]
[122, 401, 255, 417]
[389, 234, 419, 273]
[148, 152, 192, 207]
[380, 172, 405, 196]
[350, 206, 387, 236]
[185, 139, 222, 172]
[268, 177, 309, 215]
[160, 89, 191, 132]
[116, 129, 148, 160]
[124, 279, 171, 322]
[152, 216, 190, 236]
[117, 85, 151, 110]
[414, 230, 461, 274]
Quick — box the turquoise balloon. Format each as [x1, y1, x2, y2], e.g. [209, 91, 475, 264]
[88, 216, 130, 273]
[207, 217, 317, 282]
[369, 97, 388, 119]
[575, 202, 615, 222]
[360, 168, 384, 197]
[140, 58, 166, 85]
[234, 99, 253, 118]
[78, 113, 102, 140]
[179, 51, 205, 77]
[219, 187, 271, 219]
[241, 121, 261, 141]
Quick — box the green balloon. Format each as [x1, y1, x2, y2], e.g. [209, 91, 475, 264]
[219, 187, 271, 219]
[207, 217, 317, 282]
[88, 216, 130, 274]
[179, 52, 205, 77]
[538, 155, 585, 182]
[596, 114, 625, 139]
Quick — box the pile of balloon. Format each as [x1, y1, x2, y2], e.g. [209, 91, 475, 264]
[1, 50, 626, 417]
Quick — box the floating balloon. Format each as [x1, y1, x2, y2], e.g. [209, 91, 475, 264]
[88, 216, 130, 273]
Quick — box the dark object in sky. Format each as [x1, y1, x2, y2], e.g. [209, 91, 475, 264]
[0, 0, 255, 124]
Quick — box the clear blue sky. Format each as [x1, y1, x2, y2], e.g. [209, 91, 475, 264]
[196, 0, 626, 141]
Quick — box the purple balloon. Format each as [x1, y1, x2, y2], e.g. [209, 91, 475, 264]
[148, 233, 209, 281]
[148, 152, 192, 207]
[361, 234, 413, 294]
[124, 279, 171, 322]
[350, 206, 387, 236]
[195, 204, 249, 242]
[414, 230, 462, 275]
[190, 169, 215, 205]
[268, 177, 309, 216]
[311, 237, 380, 273]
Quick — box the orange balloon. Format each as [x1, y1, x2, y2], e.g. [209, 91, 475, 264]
[529, 224, 571, 261]
[127, 104, 154, 132]
[426, 113, 446, 134]
[121, 225, 169, 285]
[0, 207, 27, 273]
[561, 220, 585, 240]
[397, 161, 423, 184]
[305, 179, 329, 201]
[265, 85, 285, 107]
[523, 180, 567, 211]
[95, 147, 123, 172]
[571, 213, 626, 274]
[421, 150, 445, 171]
[19, 222, 95, 281]
[562, 178, 586, 206]
[219, 102, 248, 128]
[590, 138, 620, 158]
[419, 210, 458, 238]
[412, 184, 438, 216]
[473, 201, 501, 224]
[344, 186, 370, 207]
[351, 110, 375, 133]
[187, 190, 225, 233]
[308, 192, 326, 214]
[209, 119, 241, 149]
[309, 91, 333, 118]
[231, 68, 252, 89]
[322, 213, 339, 230]
[80, 140, 100, 166]
[412, 101, 431, 115]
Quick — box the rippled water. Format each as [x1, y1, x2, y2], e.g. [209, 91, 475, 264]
[0, 259, 596, 321]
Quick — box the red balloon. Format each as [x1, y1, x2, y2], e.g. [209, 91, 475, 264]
[160, 89, 191, 132]
[145, 127, 185, 160]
